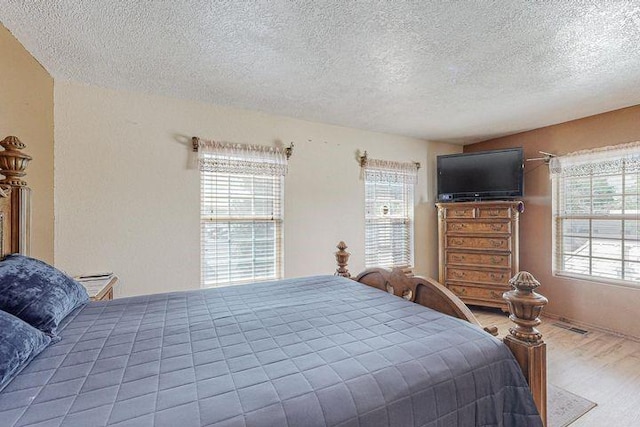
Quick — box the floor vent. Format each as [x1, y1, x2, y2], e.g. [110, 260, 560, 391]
[553, 322, 589, 335]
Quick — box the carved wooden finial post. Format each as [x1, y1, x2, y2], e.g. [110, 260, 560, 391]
[0, 136, 32, 255]
[503, 271, 548, 426]
[504, 271, 548, 343]
[0, 136, 32, 187]
[335, 241, 351, 278]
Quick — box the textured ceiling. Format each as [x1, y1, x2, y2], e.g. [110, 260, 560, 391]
[2, 1, 640, 143]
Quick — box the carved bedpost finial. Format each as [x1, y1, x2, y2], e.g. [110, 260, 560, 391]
[0, 136, 32, 187]
[0, 136, 32, 256]
[335, 241, 351, 278]
[503, 271, 548, 426]
[503, 271, 548, 344]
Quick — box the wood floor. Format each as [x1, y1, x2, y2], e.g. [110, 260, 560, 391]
[473, 308, 640, 427]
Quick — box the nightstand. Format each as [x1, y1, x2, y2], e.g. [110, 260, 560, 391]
[76, 275, 118, 301]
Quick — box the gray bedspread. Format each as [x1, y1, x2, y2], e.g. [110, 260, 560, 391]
[0, 275, 541, 426]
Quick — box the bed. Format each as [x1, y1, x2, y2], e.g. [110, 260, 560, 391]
[0, 137, 546, 426]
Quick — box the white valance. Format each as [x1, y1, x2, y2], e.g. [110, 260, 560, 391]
[549, 141, 640, 178]
[362, 158, 419, 185]
[198, 139, 288, 176]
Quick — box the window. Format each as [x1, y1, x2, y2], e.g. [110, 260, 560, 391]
[199, 140, 287, 287]
[551, 142, 640, 286]
[363, 158, 418, 268]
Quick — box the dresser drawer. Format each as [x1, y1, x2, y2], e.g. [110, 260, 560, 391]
[444, 207, 475, 219]
[446, 267, 511, 284]
[446, 221, 511, 234]
[446, 252, 511, 268]
[447, 283, 508, 302]
[446, 236, 511, 251]
[477, 206, 512, 219]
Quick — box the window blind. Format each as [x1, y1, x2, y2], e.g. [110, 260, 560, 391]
[363, 160, 417, 269]
[201, 172, 283, 287]
[551, 142, 640, 285]
[198, 139, 286, 288]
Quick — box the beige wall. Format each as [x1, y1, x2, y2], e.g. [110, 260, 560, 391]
[0, 24, 54, 262]
[466, 105, 640, 338]
[54, 81, 460, 297]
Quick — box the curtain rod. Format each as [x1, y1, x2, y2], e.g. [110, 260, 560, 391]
[358, 150, 421, 169]
[192, 137, 294, 159]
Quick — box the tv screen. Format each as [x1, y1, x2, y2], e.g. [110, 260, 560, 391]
[437, 148, 524, 202]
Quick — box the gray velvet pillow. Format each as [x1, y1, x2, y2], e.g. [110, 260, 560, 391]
[0, 254, 89, 336]
[0, 309, 51, 391]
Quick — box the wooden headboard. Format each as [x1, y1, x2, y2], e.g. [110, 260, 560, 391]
[0, 136, 32, 258]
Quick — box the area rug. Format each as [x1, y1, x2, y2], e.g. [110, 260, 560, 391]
[548, 384, 597, 427]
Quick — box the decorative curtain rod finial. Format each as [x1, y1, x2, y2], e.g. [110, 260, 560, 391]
[192, 137, 199, 152]
[285, 142, 294, 159]
[414, 162, 421, 170]
[359, 150, 368, 167]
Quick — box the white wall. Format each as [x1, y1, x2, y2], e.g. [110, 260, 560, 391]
[54, 81, 460, 297]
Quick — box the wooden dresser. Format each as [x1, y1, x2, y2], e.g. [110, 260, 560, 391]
[436, 201, 522, 310]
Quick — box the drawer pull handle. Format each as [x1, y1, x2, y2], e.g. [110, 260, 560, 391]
[490, 291, 503, 299]
[489, 256, 501, 265]
[486, 210, 501, 217]
[490, 224, 504, 231]
[490, 273, 505, 281]
[451, 238, 464, 246]
[454, 287, 467, 295]
[452, 271, 465, 279]
[489, 240, 504, 248]
[451, 255, 465, 262]
[452, 210, 468, 216]
[450, 223, 465, 231]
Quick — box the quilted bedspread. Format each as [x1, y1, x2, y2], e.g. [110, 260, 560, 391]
[0, 275, 542, 426]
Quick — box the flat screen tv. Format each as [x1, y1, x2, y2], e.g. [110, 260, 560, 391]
[437, 148, 524, 202]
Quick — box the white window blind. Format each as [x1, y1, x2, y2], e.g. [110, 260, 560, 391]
[550, 141, 640, 286]
[363, 159, 418, 268]
[199, 139, 286, 287]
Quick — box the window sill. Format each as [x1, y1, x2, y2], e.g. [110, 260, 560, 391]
[553, 271, 640, 290]
[203, 276, 282, 288]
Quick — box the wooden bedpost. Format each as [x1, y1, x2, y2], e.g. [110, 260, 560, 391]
[503, 271, 548, 426]
[0, 136, 31, 255]
[335, 241, 351, 278]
